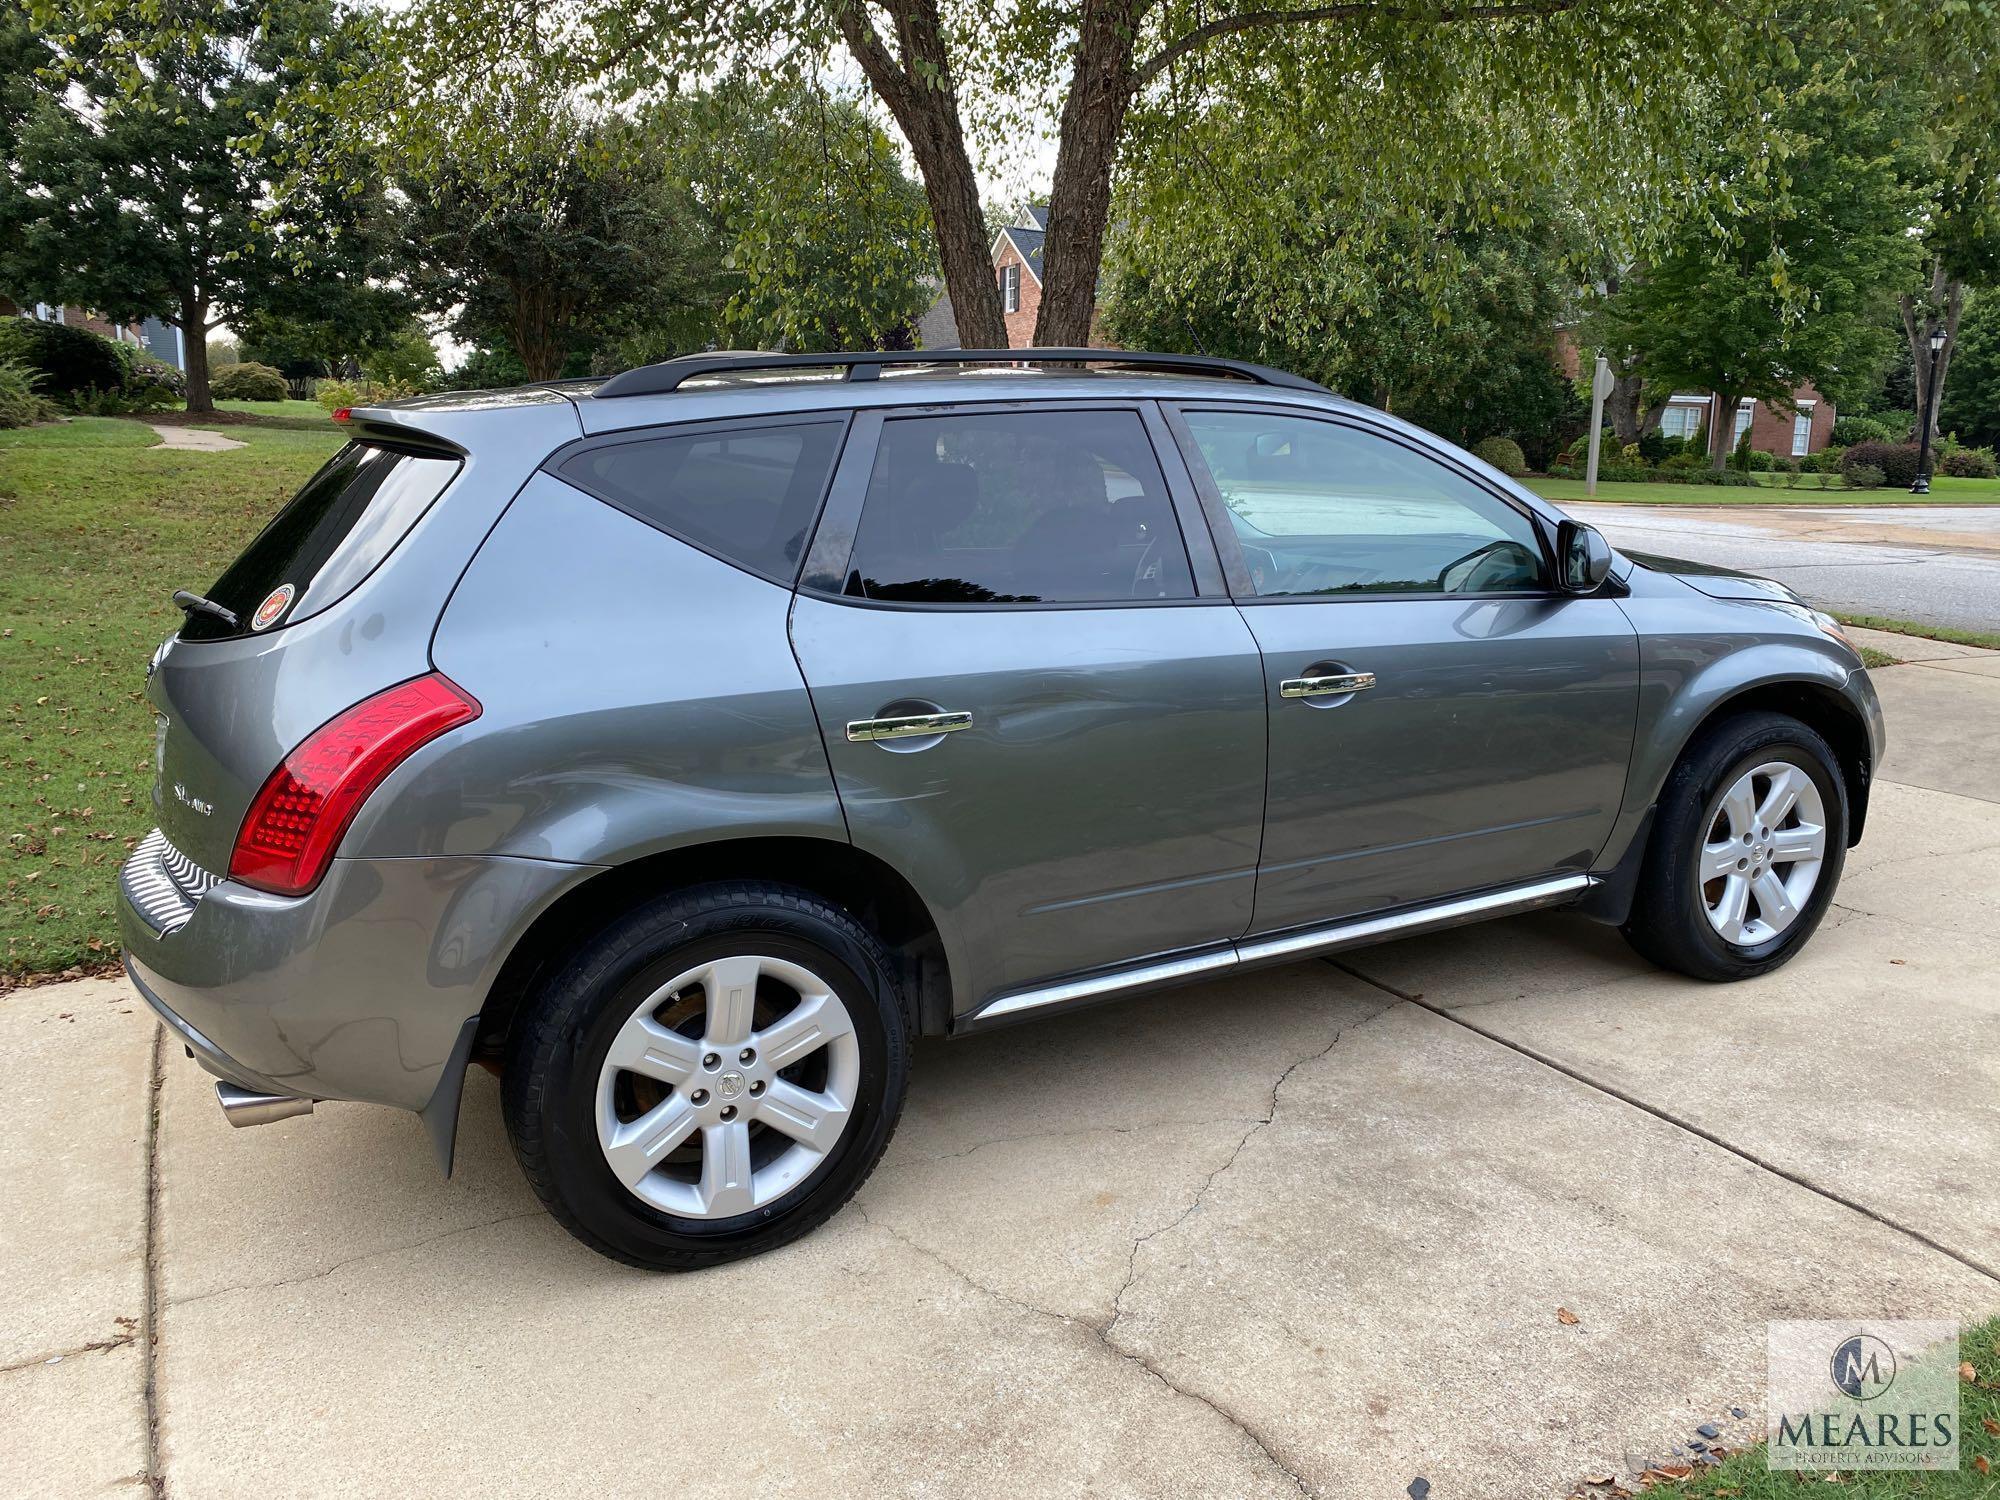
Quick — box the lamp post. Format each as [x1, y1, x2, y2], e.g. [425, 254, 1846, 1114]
[1912, 323, 1948, 496]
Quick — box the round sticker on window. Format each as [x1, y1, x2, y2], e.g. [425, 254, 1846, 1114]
[251, 583, 295, 631]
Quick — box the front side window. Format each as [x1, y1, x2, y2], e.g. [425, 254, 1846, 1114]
[843, 409, 1194, 605]
[1180, 410, 1547, 598]
[560, 421, 843, 581]
[1733, 402, 1755, 445]
[1660, 403, 1704, 441]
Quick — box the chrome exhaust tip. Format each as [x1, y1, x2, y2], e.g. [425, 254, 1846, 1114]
[214, 1081, 315, 1128]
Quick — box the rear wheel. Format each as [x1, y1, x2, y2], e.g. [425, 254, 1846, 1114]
[503, 882, 909, 1269]
[1622, 711, 1847, 982]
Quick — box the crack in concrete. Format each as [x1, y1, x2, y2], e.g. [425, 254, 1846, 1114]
[0, 1332, 138, 1377]
[853, 1205, 1313, 1498]
[852, 1006, 1397, 1498]
[163, 1208, 547, 1313]
[142, 1023, 164, 1498]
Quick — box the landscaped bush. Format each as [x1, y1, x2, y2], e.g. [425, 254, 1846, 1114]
[1844, 463, 1887, 489]
[314, 376, 419, 412]
[209, 361, 288, 401]
[1746, 449, 1776, 471]
[1636, 428, 1668, 463]
[1831, 415, 1895, 446]
[112, 343, 185, 403]
[0, 318, 128, 403]
[1841, 441, 1924, 487]
[1471, 436, 1528, 476]
[1942, 446, 1998, 478]
[0, 357, 59, 428]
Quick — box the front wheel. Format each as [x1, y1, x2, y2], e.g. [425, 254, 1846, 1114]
[1622, 711, 1848, 982]
[503, 883, 910, 1270]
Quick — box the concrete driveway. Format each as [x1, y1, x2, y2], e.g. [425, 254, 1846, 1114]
[6, 634, 1998, 1500]
[1569, 502, 2000, 633]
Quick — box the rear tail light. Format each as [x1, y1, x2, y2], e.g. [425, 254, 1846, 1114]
[229, 673, 480, 896]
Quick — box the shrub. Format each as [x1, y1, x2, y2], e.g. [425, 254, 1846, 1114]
[1746, 449, 1776, 472]
[0, 318, 129, 403]
[1471, 435, 1528, 476]
[1831, 415, 1895, 446]
[209, 361, 289, 401]
[1730, 430, 1754, 472]
[314, 376, 418, 412]
[0, 358, 59, 428]
[1841, 441, 1923, 487]
[1636, 428, 1668, 463]
[112, 343, 186, 402]
[1845, 463, 1887, 490]
[1942, 446, 1997, 478]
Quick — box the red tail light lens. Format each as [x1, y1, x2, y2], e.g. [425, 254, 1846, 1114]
[230, 673, 480, 896]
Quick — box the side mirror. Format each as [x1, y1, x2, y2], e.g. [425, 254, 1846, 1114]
[1558, 520, 1612, 593]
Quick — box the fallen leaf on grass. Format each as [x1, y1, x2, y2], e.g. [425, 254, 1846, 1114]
[1982, 1416, 1999, 1436]
[1963, 1360, 1978, 1382]
[1557, 1306, 1580, 1325]
[1975, 1456, 1991, 1477]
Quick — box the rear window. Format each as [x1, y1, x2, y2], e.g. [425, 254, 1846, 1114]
[180, 443, 460, 641]
[557, 421, 845, 581]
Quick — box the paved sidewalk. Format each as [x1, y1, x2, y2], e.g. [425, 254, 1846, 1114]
[5, 650, 1997, 1499]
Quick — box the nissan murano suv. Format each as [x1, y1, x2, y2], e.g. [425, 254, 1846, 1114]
[120, 349, 1884, 1269]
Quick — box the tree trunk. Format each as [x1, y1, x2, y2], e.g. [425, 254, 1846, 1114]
[179, 293, 213, 412]
[1900, 267, 1966, 445]
[1709, 391, 1736, 469]
[833, 0, 1005, 349]
[1034, 0, 1141, 347]
[1606, 363, 1645, 444]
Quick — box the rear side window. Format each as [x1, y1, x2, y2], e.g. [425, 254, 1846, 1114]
[842, 410, 1194, 605]
[559, 421, 844, 581]
[181, 443, 461, 641]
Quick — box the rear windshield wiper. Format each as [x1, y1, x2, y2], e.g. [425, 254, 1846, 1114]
[172, 589, 239, 630]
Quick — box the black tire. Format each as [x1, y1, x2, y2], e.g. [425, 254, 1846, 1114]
[1622, 711, 1848, 982]
[503, 881, 910, 1270]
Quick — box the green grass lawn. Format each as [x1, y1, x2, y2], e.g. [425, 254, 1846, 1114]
[0, 414, 344, 980]
[1837, 614, 2000, 653]
[1658, 1316, 2000, 1498]
[1529, 475, 2000, 506]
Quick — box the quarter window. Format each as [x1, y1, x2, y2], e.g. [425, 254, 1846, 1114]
[1180, 411, 1547, 598]
[843, 410, 1194, 605]
[559, 421, 844, 581]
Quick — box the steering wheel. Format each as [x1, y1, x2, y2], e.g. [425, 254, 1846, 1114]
[1438, 539, 1538, 594]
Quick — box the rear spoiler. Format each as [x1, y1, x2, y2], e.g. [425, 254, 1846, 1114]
[331, 406, 467, 460]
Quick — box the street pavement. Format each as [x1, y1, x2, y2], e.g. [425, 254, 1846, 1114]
[4, 635, 1997, 1499]
[1567, 502, 2000, 632]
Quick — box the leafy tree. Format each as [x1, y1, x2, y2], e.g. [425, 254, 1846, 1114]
[395, 106, 716, 381]
[1939, 292, 2000, 450]
[674, 85, 935, 353]
[7, 0, 390, 410]
[1104, 210, 1583, 459]
[305, 0, 1780, 354]
[1590, 11, 1924, 465]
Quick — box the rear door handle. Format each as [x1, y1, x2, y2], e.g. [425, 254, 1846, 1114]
[846, 710, 974, 743]
[1280, 671, 1376, 700]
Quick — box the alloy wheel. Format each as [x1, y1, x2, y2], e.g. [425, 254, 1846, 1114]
[595, 953, 860, 1218]
[1697, 759, 1827, 947]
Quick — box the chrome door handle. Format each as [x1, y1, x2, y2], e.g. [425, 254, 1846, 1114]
[1280, 671, 1376, 700]
[846, 710, 974, 743]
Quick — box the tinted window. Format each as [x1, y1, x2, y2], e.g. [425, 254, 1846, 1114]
[1182, 411, 1547, 598]
[561, 421, 844, 580]
[844, 410, 1194, 604]
[182, 442, 460, 640]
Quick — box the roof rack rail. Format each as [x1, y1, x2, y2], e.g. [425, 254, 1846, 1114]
[592, 347, 1330, 399]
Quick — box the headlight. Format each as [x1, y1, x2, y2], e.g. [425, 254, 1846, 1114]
[1766, 600, 1854, 649]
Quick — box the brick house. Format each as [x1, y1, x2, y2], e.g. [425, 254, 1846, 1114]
[918, 204, 1120, 350]
[1654, 385, 1836, 459]
[2, 296, 186, 370]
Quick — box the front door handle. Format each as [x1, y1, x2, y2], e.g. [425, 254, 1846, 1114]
[1280, 671, 1376, 700]
[847, 710, 974, 743]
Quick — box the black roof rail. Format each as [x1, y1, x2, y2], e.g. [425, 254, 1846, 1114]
[591, 347, 1330, 399]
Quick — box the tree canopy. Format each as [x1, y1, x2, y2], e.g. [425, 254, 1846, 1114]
[6, 0, 390, 408]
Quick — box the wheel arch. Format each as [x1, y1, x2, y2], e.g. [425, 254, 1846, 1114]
[474, 836, 955, 1069]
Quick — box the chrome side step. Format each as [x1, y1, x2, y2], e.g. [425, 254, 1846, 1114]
[968, 873, 1593, 1030]
[215, 1081, 316, 1128]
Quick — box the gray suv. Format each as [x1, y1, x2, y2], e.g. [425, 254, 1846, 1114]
[119, 349, 1884, 1269]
